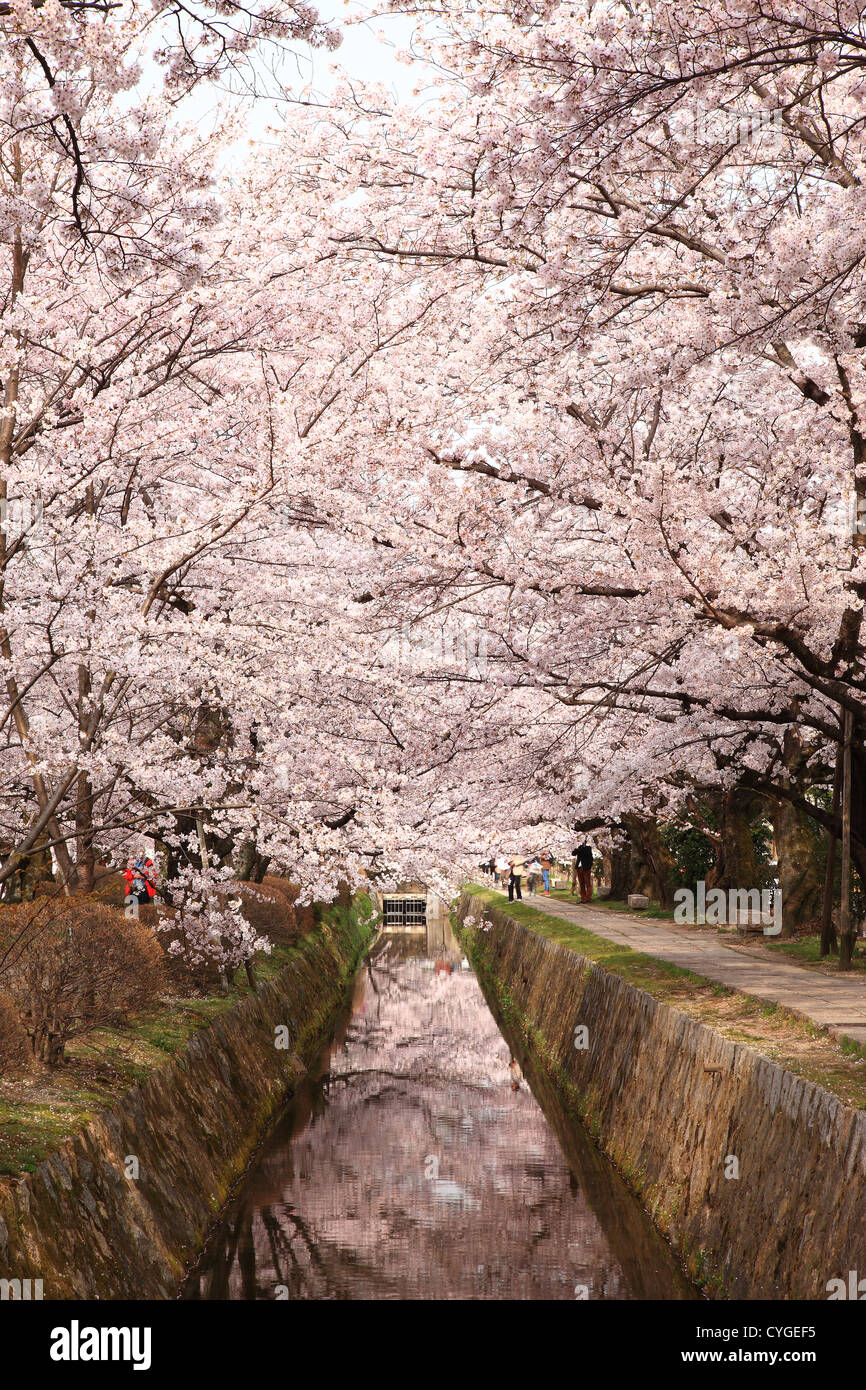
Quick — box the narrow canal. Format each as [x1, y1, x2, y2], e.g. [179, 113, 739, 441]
[183, 925, 697, 1300]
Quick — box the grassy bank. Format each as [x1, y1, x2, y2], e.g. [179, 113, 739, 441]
[463, 885, 866, 1110]
[762, 932, 866, 976]
[0, 893, 376, 1180]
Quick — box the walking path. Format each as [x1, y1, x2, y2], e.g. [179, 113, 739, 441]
[484, 886, 866, 1046]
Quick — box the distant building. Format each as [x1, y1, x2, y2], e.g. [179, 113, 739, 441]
[379, 881, 427, 932]
[376, 882, 459, 957]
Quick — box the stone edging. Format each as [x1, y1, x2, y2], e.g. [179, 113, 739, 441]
[458, 892, 866, 1300]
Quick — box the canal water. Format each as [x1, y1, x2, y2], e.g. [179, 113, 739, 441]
[182, 925, 696, 1300]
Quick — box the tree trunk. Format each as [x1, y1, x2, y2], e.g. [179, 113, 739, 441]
[3, 830, 56, 902]
[840, 708, 857, 970]
[608, 846, 631, 899]
[30, 1019, 64, 1066]
[821, 758, 841, 956]
[772, 799, 822, 935]
[235, 838, 257, 881]
[74, 769, 96, 893]
[622, 815, 677, 907]
[252, 855, 271, 883]
[706, 790, 761, 894]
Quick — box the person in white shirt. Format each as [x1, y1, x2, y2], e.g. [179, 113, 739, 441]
[508, 857, 526, 901]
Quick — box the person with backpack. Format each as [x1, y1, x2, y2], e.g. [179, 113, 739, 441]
[574, 842, 594, 903]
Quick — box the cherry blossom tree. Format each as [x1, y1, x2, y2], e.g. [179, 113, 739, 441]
[9, 0, 866, 971]
[260, 0, 866, 946]
[0, 8, 532, 970]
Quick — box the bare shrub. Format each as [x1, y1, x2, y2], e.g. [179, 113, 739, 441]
[233, 875, 344, 943]
[0, 991, 28, 1068]
[0, 900, 164, 1066]
[234, 877, 301, 945]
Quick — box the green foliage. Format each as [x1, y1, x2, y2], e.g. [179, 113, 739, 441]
[661, 821, 715, 894]
[839, 1034, 866, 1062]
[660, 811, 774, 894]
[752, 821, 773, 859]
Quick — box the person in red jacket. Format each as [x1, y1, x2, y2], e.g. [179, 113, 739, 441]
[123, 855, 157, 909]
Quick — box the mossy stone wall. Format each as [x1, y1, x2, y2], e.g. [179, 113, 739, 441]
[0, 913, 373, 1299]
[459, 893, 866, 1299]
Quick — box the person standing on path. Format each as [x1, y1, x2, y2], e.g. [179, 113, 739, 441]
[509, 856, 525, 901]
[495, 853, 510, 889]
[540, 851, 552, 895]
[574, 842, 594, 903]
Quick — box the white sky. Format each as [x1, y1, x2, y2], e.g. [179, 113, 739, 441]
[170, 3, 437, 149]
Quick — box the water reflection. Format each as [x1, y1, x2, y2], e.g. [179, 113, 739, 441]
[183, 931, 696, 1300]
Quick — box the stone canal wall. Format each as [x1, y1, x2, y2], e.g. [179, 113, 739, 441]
[458, 893, 866, 1300]
[0, 912, 374, 1299]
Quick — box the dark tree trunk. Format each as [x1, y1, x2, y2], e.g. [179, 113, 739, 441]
[252, 855, 271, 883]
[622, 815, 677, 907]
[5, 834, 57, 902]
[75, 769, 96, 893]
[772, 799, 822, 934]
[840, 708, 857, 970]
[610, 849, 631, 899]
[821, 758, 842, 956]
[235, 838, 258, 881]
[705, 790, 761, 894]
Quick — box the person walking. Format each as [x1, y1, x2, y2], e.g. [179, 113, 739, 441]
[540, 851, 552, 895]
[508, 856, 526, 901]
[527, 857, 542, 893]
[574, 842, 594, 903]
[495, 853, 510, 889]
